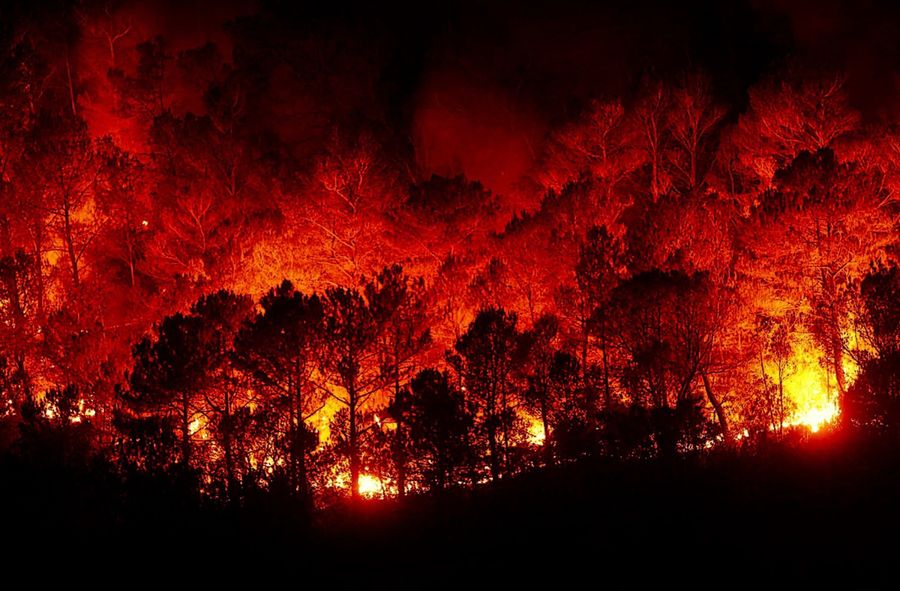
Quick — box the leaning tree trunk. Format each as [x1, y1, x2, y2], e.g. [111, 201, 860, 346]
[63, 200, 80, 287]
[540, 397, 553, 465]
[701, 371, 731, 443]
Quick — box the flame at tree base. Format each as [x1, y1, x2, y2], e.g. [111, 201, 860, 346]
[327, 472, 386, 499]
[357, 474, 384, 498]
[761, 336, 854, 436]
[788, 400, 840, 433]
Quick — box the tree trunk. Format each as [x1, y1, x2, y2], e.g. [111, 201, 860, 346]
[63, 201, 80, 287]
[648, 118, 660, 201]
[181, 393, 191, 465]
[487, 418, 499, 481]
[487, 386, 500, 481]
[463, 428, 478, 487]
[15, 353, 31, 406]
[223, 390, 235, 502]
[540, 398, 552, 465]
[601, 326, 611, 410]
[701, 371, 730, 443]
[832, 328, 847, 398]
[297, 419, 309, 502]
[127, 229, 137, 288]
[759, 352, 772, 431]
[393, 349, 406, 498]
[395, 423, 407, 498]
[349, 380, 360, 500]
[500, 387, 509, 476]
[689, 139, 697, 189]
[777, 366, 785, 435]
[65, 50, 77, 117]
[287, 378, 297, 494]
[33, 223, 45, 319]
[437, 456, 447, 492]
[815, 219, 847, 402]
[581, 313, 590, 394]
[294, 377, 311, 503]
[0, 216, 10, 257]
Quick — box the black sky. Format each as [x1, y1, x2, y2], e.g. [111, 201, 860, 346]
[6, 0, 900, 113]
[247, 0, 900, 116]
[5, 0, 900, 194]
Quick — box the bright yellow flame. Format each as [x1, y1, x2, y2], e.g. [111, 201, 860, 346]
[188, 416, 209, 439]
[783, 362, 838, 432]
[771, 336, 853, 434]
[526, 415, 546, 445]
[357, 474, 382, 498]
[791, 402, 839, 433]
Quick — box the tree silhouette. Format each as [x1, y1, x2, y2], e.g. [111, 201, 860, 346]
[367, 265, 432, 496]
[452, 307, 520, 481]
[846, 264, 900, 431]
[190, 290, 254, 499]
[519, 313, 563, 463]
[322, 267, 429, 499]
[0, 250, 39, 409]
[576, 224, 626, 409]
[609, 271, 726, 455]
[400, 368, 473, 491]
[233, 281, 324, 502]
[23, 115, 102, 289]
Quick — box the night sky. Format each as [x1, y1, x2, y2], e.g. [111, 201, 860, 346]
[7, 0, 900, 197]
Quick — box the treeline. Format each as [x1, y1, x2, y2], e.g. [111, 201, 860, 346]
[8, 258, 899, 507]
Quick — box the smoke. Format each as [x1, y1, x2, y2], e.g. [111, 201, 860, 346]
[67, 0, 900, 187]
[411, 68, 545, 200]
[752, 0, 900, 118]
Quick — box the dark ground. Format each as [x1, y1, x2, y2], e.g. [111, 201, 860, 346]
[3, 431, 899, 584]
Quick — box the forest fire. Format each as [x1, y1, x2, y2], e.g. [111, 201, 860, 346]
[2, 0, 900, 578]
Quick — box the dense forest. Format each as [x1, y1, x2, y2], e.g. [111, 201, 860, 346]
[1, 0, 899, 549]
